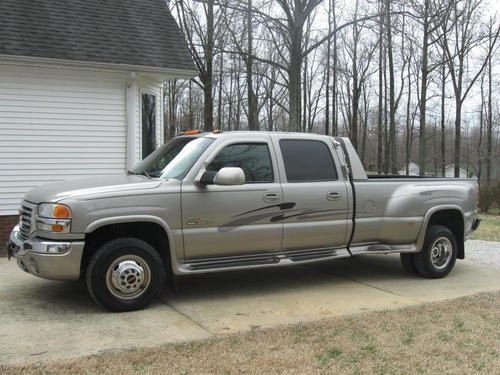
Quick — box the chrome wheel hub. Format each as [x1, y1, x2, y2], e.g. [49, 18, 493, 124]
[106, 255, 151, 300]
[430, 237, 452, 270]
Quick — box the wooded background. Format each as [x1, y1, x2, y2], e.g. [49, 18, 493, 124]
[164, 0, 500, 181]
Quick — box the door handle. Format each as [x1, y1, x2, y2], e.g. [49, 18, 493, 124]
[263, 193, 281, 203]
[327, 192, 342, 201]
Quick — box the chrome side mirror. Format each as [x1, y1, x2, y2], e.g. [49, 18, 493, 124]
[214, 167, 245, 186]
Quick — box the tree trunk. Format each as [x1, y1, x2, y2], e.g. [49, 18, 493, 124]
[288, 12, 303, 132]
[324, 0, 332, 135]
[419, 7, 429, 176]
[478, 77, 484, 184]
[454, 96, 462, 177]
[188, 80, 194, 129]
[385, 0, 397, 174]
[268, 84, 274, 131]
[440, 55, 446, 177]
[405, 61, 412, 176]
[246, 0, 258, 130]
[487, 23, 493, 184]
[303, 54, 308, 132]
[351, 25, 359, 150]
[377, 1, 384, 174]
[383, 46, 389, 174]
[332, 1, 338, 136]
[203, 0, 215, 131]
[217, 49, 223, 131]
[169, 81, 177, 139]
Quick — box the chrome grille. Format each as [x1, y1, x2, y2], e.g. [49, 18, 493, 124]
[19, 204, 33, 241]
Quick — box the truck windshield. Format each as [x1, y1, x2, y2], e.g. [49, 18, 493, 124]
[130, 137, 214, 179]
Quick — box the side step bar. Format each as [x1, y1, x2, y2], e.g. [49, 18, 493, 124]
[178, 248, 351, 274]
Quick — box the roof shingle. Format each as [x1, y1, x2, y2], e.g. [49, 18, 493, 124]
[0, 0, 196, 72]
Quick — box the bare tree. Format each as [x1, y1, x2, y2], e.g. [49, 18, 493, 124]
[441, 0, 500, 177]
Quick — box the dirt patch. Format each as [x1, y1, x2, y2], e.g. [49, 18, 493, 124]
[2, 292, 499, 375]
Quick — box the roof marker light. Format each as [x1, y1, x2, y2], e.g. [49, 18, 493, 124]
[181, 130, 203, 135]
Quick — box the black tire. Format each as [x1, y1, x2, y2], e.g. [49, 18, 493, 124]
[400, 253, 418, 275]
[413, 225, 457, 279]
[86, 237, 166, 312]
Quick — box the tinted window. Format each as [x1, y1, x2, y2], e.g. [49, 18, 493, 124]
[280, 140, 338, 182]
[207, 143, 274, 183]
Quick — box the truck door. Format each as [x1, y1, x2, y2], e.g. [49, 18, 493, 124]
[181, 136, 283, 259]
[272, 136, 350, 251]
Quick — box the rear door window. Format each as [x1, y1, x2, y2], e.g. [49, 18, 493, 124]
[279, 140, 338, 182]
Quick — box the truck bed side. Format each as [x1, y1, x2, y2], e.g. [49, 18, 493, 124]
[335, 137, 478, 255]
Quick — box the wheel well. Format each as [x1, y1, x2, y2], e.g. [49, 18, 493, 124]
[81, 222, 172, 275]
[428, 210, 465, 259]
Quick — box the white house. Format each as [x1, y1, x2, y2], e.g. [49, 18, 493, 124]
[397, 162, 420, 176]
[444, 165, 474, 179]
[0, 0, 196, 245]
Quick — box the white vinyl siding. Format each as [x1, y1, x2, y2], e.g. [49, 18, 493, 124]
[0, 64, 128, 215]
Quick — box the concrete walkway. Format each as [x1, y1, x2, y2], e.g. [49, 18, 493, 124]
[1, 242, 500, 365]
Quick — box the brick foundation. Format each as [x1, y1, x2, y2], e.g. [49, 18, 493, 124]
[0, 215, 18, 257]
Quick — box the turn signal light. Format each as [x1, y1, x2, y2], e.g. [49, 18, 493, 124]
[53, 205, 71, 218]
[51, 224, 65, 232]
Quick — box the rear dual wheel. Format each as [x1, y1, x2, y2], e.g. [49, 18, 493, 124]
[400, 225, 457, 279]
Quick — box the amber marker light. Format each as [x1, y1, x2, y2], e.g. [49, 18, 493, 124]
[51, 224, 65, 232]
[53, 204, 71, 218]
[182, 129, 203, 135]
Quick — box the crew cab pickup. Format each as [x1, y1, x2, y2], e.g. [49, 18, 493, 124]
[8, 131, 480, 311]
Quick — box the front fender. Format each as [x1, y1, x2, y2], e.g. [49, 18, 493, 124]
[84, 215, 183, 273]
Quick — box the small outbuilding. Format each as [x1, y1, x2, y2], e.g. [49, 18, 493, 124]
[398, 162, 420, 176]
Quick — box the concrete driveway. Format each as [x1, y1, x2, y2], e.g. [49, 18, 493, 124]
[1, 243, 500, 365]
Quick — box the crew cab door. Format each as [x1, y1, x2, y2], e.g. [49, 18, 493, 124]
[272, 135, 350, 251]
[181, 135, 283, 259]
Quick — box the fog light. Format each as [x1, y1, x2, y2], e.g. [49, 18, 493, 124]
[46, 244, 70, 254]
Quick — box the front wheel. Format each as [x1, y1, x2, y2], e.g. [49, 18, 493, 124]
[412, 225, 457, 279]
[86, 238, 166, 312]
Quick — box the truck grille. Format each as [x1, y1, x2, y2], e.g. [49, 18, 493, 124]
[19, 204, 34, 241]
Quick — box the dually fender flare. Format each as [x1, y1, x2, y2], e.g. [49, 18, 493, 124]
[415, 204, 464, 252]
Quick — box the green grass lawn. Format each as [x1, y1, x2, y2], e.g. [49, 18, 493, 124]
[472, 214, 500, 242]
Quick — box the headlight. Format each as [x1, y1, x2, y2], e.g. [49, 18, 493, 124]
[37, 204, 72, 233]
[38, 203, 72, 219]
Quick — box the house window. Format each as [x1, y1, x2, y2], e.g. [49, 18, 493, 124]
[142, 93, 157, 159]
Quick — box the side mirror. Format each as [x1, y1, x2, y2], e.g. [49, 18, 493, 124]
[198, 167, 245, 186]
[215, 167, 245, 185]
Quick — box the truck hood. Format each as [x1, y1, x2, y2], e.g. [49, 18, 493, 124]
[24, 175, 163, 204]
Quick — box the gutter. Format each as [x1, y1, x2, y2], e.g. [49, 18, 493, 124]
[0, 54, 198, 80]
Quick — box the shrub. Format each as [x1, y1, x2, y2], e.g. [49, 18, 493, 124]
[492, 183, 500, 211]
[478, 184, 496, 213]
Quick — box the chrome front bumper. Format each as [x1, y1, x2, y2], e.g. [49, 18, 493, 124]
[7, 225, 85, 281]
